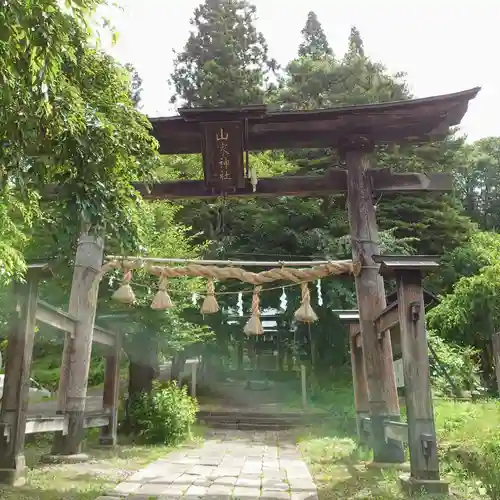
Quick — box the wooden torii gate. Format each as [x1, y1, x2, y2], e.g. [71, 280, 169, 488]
[338, 257, 447, 493]
[51, 88, 478, 494]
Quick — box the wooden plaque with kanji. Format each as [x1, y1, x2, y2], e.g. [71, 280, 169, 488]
[202, 121, 245, 190]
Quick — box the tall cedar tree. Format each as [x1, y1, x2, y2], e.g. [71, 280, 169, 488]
[456, 137, 500, 230]
[347, 26, 364, 58]
[170, 0, 277, 108]
[125, 63, 144, 109]
[298, 11, 333, 60]
[277, 23, 472, 256]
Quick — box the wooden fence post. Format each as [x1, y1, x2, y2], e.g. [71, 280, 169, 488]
[395, 268, 448, 494]
[492, 333, 500, 395]
[345, 143, 403, 464]
[349, 325, 369, 443]
[0, 265, 46, 485]
[191, 360, 198, 399]
[51, 232, 104, 458]
[100, 333, 122, 447]
[301, 364, 307, 409]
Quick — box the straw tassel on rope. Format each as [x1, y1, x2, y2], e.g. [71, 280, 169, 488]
[200, 278, 219, 315]
[294, 282, 318, 323]
[244, 285, 263, 336]
[112, 268, 136, 305]
[151, 274, 173, 310]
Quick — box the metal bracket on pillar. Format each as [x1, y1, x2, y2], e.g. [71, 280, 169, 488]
[420, 433, 436, 461]
[373, 301, 399, 340]
[409, 301, 421, 323]
[1, 424, 11, 443]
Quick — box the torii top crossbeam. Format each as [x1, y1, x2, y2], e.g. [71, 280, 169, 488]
[150, 87, 480, 154]
[138, 88, 480, 200]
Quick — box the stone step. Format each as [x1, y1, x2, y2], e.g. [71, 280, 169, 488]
[198, 410, 323, 420]
[196, 410, 322, 429]
[199, 419, 294, 430]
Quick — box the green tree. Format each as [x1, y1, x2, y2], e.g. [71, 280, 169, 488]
[427, 231, 500, 295]
[428, 264, 500, 388]
[169, 0, 277, 107]
[277, 25, 471, 256]
[455, 137, 500, 230]
[0, 7, 208, 403]
[298, 11, 333, 59]
[346, 26, 364, 58]
[426, 232, 500, 387]
[0, 0, 158, 283]
[96, 200, 213, 415]
[283, 24, 407, 111]
[164, 15, 476, 381]
[125, 63, 144, 108]
[376, 194, 474, 255]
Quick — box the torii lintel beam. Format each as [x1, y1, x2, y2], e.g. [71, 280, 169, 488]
[134, 169, 452, 200]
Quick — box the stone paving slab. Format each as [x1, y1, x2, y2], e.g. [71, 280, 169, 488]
[101, 429, 318, 499]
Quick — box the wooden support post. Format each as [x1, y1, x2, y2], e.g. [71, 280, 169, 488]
[349, 324, 369, 443]
[191, 360, 198, 399]
[345, 143, 404, 464]
[51, 233, 104, 459]
[492, 332, 500, 395]
[0, 266, 44, 485]
[396, 269, 448, 494]
[301, 364, 307, 409]
[100, 333, 122, 447]
[237, 341, 243, 372]
[277, 326, 284, 372]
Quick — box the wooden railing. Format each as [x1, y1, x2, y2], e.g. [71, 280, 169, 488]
[361, 417, 409, 444]
[36, 300, 116, 346]
[1, 411, 111, 442]
[0, 265, 121, 485]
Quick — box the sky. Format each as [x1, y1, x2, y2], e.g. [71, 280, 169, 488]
[100, 0, 499, 142]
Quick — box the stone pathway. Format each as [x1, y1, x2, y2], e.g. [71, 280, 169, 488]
[98, 430, 318, 499]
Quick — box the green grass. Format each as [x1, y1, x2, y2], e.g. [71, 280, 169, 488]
[435, 399, 500, 499]
[296, 389, 499, 499]
[0, 428, 203, 500]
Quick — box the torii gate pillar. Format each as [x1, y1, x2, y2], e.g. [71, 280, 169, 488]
[343, 138, 404, 464]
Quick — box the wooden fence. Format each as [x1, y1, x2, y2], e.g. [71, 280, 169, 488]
[0, 264, 121, 485]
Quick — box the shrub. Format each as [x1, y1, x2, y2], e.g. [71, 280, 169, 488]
[436, 400, 500, 498]
[87, 359, 105, 387]
[428, 331, 485, 397]
[128, 381, 198, 446]
[33, 368, 60, 392]
[30, 357, 106, 392]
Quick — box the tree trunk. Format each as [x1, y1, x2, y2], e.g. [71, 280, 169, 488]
[480, 341, 494, 389]
[237, 341, 244, 372]
[171, 352, 187, 383]
[492, 333, 500, 395]
[52, 233, 104, 457]
[123, 361, 155, 435]
[128, 361, 155, 396]
[345, 146, 403, 464]
[277, 329, 285, 372]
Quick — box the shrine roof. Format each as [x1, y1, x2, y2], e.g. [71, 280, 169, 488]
[150, 87, 480, 154]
